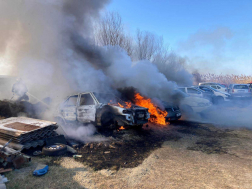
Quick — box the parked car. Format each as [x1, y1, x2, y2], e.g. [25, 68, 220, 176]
[247, 82, 252, 90]
[161, 101, 181, 121]
[176, 90, 212, 113]
[191, 86, 214, 100]
[55, 92, 150, 129]
[178, 87, 203, 98]
[199, 82, 228, 92]
[228, 84, 251, 99]
[198, 85, 231, 104]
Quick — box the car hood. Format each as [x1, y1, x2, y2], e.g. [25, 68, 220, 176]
[106, 103, 148, 111]
[181, 96, 211, 104]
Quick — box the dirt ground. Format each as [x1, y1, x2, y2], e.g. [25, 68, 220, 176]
[3, 120, 252, 189]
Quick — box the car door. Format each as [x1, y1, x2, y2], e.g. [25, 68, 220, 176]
[77, 93, 96, 123]
[61, 95, 78, 121]
[199, 86, 214, 99]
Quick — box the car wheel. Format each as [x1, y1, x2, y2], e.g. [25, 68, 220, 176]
[101, 112, 115, 129]
[42, 144, 67, 156]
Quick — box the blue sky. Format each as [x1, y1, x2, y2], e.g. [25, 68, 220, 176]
[107, 0, 252, 75]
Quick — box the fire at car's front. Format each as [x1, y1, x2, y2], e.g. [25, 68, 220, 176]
[120, 106, 150, 126]
[111, 93, 169, 127]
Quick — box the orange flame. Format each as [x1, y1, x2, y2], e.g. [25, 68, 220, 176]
[118, 126, 125, 130]
[118, 103, 124, 108]
[125, 101, 132, 108]
[134, 93, 168, 125]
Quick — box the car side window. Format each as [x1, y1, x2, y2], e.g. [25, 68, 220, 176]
[217, 86, 221, 89]
[211, 85, 217, 89]
[187, 88, 200, 94]
[80, 94, 95, 106]
[65, 95, 78, 106]
[200, 87, 213, 93]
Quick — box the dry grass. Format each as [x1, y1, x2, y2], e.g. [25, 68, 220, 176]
[4, 124, 252, 189]
[197, 73, 252, 85]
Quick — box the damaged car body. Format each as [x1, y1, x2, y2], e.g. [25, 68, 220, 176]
[55, 92, 150, 129]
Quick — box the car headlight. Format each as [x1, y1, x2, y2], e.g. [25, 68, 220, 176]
[125, 114, 133, 121]
[146, 112, 150, 119]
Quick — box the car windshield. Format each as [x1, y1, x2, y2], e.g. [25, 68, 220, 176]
[200, 86, 219, 92]
[93, 92, 127, 106]
[233, 85, 249, 89]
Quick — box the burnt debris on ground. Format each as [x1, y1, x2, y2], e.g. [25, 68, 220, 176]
[173, 121, 236, 154]
[74, 126, 181, 171]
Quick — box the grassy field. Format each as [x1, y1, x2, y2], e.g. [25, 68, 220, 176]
[3, 121, 252, 189]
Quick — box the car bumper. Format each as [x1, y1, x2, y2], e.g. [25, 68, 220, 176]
[230, 94, 251, 99]
[165, 111, 181, 121]
[116, 115, 149, 126]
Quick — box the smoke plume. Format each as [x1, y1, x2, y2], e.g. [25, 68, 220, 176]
[0, 1, 195, 139]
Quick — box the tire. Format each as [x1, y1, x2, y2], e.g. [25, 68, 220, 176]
[101, 112, 116, 129]
[42, 144, 67, 156]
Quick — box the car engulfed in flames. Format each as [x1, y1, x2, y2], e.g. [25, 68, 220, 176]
[55, 92, 169, 129]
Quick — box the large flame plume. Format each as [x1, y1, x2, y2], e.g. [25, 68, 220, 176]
[134, 93, 168, 125]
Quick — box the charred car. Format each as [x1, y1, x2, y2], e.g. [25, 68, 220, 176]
[162, 102, 181, 122]
[55, 92, 150, 129]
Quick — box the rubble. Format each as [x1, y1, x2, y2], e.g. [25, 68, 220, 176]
[0, 117, 58, 150]
[0, 144, 30, 169]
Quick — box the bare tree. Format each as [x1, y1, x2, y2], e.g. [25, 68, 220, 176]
[135, 30, 166, 61]
[95, 12, 133, 57]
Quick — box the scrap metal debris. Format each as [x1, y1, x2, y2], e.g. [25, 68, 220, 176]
[0, 117, 58, 150]
[0, 144, 30, 169]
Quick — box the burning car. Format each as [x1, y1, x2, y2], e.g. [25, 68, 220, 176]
[54, 92, 150, 129]
[161, 101, 181, 122]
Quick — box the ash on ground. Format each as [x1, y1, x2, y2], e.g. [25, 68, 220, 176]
[74, 125, 181, 171]
[71, 121, 242, 171]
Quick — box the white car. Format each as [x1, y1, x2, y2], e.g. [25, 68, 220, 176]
[228, 84, 251, 99]
[178, 87, 204, 98]
[198, 85, 231, 104]
[55, 92, 150, 129]
[199, 82, 227, 93]
[176, 91, 212, 113]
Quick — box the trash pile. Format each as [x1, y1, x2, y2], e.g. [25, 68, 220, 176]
[0, 144, 31, 170]
[0, 117, 58, 150]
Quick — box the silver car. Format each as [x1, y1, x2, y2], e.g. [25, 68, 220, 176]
[199, 82, 228, 93]
[228, 84, 251, 98]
